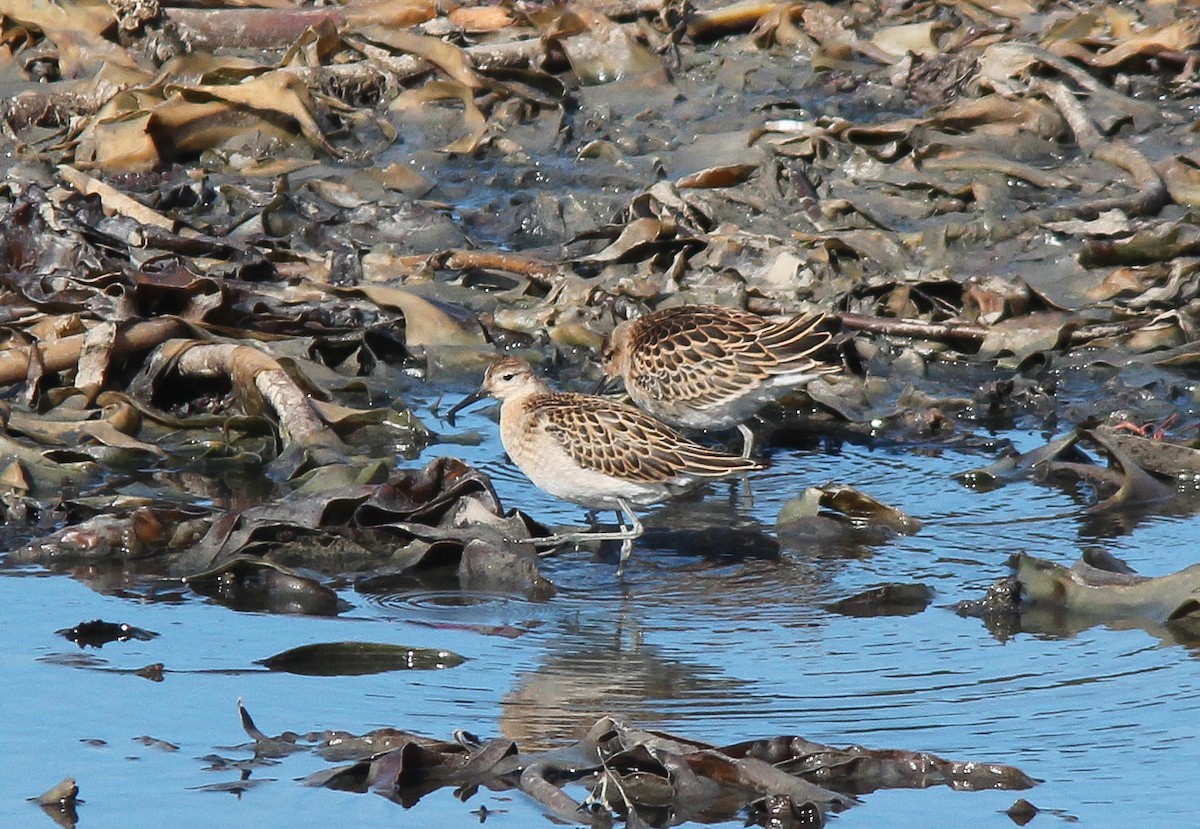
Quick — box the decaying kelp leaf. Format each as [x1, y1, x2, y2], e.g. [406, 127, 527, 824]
[77, 68, 342, 172]
[1082, 428, 1177, 511]
[34, 776, 79, 807]
[174, 456, 551, 597]
[59, 165, 174, 231]
[960, 275, 1067, 326]
[541, 4, 667, 86]
[3, 393, 166, 466]
[722, 733, 1039, 794]
[390, 79, 490, 153]
[957, 427, 1177, 513]
[217, 706, 1034, 824]
[1047, 16, 1199, 72]
[341, 286, 488, 350]
[1014, 553, 1200, 629]
[311, 728, 444, 765]
[236, 698, 308, 759]
[676, 164, 758, 190]
[33, 776, 80, 829]
[777, 484, 921, 546]
[185, 559, 343, 616]
[257, 641, 464, 676]
[975, 310, 1076, 362]
[577, 216, 673, 264]
[2, 0, 136, 76]
[139, 339, 349, 456]
[960, 551, 1200, 644]
[824, 583, 933, 617]
[457, 537, 554, 597]
[815, 485, 921, 533]
[956, 430, 1088, 490]
[1090, 426, 1200, 480]
[447, 4, 513, 33]
[11, 505, 212, 566]
[56, 619, 158, 648]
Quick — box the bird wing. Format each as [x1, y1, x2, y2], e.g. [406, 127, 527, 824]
[628, 306, 774, 409]
[755, 312, 841, 376]
[535, 393, 761, 483]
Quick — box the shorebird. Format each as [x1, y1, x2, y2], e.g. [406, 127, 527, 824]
[447, 356, 764, 573]
[599, 305, 840, 456]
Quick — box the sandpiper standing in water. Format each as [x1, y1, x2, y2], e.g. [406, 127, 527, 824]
[600, 305, 841, 456]
[448, 357, 764, 573]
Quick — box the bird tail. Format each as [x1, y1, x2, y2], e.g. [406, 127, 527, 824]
[672, 445, 766, 477]
[757, 312, 843, 376]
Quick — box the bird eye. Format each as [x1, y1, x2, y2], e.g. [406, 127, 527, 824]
[501, 372, 516, 381]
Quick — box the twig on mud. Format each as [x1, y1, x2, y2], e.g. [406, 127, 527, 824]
[837, 312, 1155, 350]
[838, 313, 987, 345]
[354, 249, 563, 288]
[685, 2, 785, 40]
[441, 250, 561, 280]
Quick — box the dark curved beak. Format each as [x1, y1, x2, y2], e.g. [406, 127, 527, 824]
[444, 388, 484, 425]
[592, 374, 619, 395]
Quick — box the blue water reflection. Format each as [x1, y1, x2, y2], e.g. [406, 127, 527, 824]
[3, 402, 1200, 826]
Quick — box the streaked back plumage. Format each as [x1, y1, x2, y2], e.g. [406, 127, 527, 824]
[601, 305, 840, 433]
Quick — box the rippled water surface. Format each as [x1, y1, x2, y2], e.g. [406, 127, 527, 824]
[3, 390, 1200, 826]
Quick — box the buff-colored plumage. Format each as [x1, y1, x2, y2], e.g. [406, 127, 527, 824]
[601, 305, 840, 455]
[450, 357, 763, 572]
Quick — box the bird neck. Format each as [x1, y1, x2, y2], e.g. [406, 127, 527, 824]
[498, 385, 544, 422]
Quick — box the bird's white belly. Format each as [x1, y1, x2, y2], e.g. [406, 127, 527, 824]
[531, 458, 662, 508]
[502, 420, 663, 509]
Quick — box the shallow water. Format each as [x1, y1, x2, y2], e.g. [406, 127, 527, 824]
[3, 391, 1200, 827]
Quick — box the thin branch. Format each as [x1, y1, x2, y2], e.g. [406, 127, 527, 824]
[837, 312, 1154, 350]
